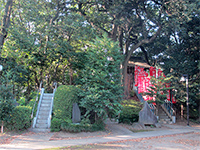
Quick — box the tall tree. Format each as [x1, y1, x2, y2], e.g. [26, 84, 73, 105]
[79, 34, 123, 122]
[67, 0, 186, 95]
[0, 0, 13, 52]
[1, 0, 95, 97]
[143, 0, 200, 121]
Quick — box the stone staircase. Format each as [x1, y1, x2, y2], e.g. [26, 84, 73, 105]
[158, 105, 173, 124]
[33, 93, 54, 132]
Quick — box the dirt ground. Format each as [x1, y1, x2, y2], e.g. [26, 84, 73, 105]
[0, 120, 200, 150]
[64, 132, 200, 150]
[56, 121, 200, 150]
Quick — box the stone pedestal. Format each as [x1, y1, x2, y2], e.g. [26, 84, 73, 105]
[139, 101, 157, 125]
[72, 103, 81, 123]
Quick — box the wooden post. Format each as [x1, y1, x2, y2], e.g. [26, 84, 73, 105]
[181, 104, 183, 121]
[1, 121, 4, 133]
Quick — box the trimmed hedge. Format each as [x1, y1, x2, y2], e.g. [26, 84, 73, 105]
[119, 100, 142, 124]
[51, 118, 63, 132]
[51, 85, 80, 131]
[6, 106, 32, 131]
[60, 120, 105, 133]
[53, 85, 80, 120]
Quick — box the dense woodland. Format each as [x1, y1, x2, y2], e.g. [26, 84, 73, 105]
[0, 0, 199, 127]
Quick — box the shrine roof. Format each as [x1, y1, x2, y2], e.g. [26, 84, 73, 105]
[128, 56, 151, 68]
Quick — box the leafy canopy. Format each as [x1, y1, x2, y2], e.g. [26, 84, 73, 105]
[79, 33, 123, 122]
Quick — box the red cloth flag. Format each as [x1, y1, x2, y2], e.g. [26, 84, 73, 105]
[144, 77, 150, 92]
[150, 67, 156, 77]
[135, 65, 145, 87]
[134, 65, 139, 86]
[158, 69, 162, 77]
[138, 75, 144, 94]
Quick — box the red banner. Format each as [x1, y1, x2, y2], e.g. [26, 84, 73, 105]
[134, 65, 139, 86]
[138, 75, 144, 94]
[134, 65, 175, 103]
[135, 65, 145, 87]
[150, 67, 156, 77]
[158, 69, 162, 77]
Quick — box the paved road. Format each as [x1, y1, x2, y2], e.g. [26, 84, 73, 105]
[0, 121, 199, 150]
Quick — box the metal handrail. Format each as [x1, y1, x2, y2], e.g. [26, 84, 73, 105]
[162, 100, 176, 118]
[31, 81, 42, 119]
[133, 85, 157, 116]
[47, 82, 57, 128]
[32, 88, 44, 128]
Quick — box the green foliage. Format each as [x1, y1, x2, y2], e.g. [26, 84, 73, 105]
[50, 118, 64, 132]
[143, 76, 172, 105]
[6, 106, 32, 131]
[51, 117, 105, 132]
[119, 100, 142, 124]
[17, 97, 26, 106]
[130, 90, 136, 97]
[0, 84, 15, 123]
[79, 34, 123, 123]
[53, 85, 79, 120]
[0, 98, 15, 123]
[60, 120, 105, 133]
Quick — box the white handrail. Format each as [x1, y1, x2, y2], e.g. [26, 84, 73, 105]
[32, 88, 44, 128]
[31, 81, 43, 119]
[47, 82, 57, 128]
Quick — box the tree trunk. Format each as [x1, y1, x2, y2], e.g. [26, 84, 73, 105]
[123, 58, 129, 97]
[0, 0, 13, 51]
[1, 121, 4, 133]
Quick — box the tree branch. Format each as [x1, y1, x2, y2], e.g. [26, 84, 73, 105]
[125, 24, 162, 64]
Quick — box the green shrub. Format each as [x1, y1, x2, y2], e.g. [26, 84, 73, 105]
[27, 99, 38, 118]
[17, 97, 26, 106]
[53, 85, 80, 120]
[50, 118, 63, 132]
[119, 100, 142, 124]
[129, 90, 136, 97]
[6, 106, 32, 131]
[60, 120, 105, 132]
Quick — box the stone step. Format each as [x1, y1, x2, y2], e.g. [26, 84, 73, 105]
[159, 116, 169, 119]
[42, 97, 53, 101]
[43, 94, 53, 98]
[41, 103, 51, 107]
[158, 114, 169, 117]
[37, 115, 48, 120]
[35, 123, 48, 128]
[33, 93, 53, 130]
[37, 119, 47, 124]
[159, 120, 173, 124]
[41, 100, 52, 104]
[38, 111, 49, 116]
[160, 118, 171, 122]
[30, 128, 50, 132]
[40, 107, 51, 111]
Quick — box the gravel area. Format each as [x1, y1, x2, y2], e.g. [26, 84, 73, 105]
[0, 121, 199, 150]
[66, 132, 200, 150]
